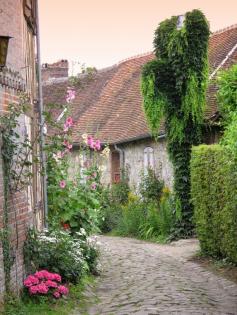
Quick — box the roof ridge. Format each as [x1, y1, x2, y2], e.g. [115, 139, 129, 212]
[117, 51, 153, 65]
[211, 23, 237, 36]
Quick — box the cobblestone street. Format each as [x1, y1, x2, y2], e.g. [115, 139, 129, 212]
[77, 236, 237, 315]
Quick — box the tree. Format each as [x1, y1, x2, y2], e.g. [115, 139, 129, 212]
[141, 9, 210, 235]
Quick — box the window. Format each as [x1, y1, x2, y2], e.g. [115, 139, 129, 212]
[144, 147, 154, 174]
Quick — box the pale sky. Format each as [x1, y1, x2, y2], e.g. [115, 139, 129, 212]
[39, 0, 237, 71]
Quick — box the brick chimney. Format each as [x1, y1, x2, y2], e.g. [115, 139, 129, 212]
[41, 60, 69, 82]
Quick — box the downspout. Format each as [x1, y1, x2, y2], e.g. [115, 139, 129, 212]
[36, 0, 48, 228]
[114, 144, 124, 180]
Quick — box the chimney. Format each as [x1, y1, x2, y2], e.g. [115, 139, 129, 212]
[41, 59, 69, 82]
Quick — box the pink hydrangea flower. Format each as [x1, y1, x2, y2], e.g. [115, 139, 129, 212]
[37, 283, 49, 294]
[29, 285, 39, 295]
[51, 273, 61, 282]
[45, 280, 58, 288]
[59, 180, 66, 189]
[91, 182, 97, 190]
[53, 291, 61, 299]
[58, 285, 69, 295]
[24, 275, 39, 287]
[34, 270, 50, 279]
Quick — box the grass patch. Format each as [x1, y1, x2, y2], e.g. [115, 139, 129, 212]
[2, 275, 95, 315]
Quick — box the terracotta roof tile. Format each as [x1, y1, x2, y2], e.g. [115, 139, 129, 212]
[43, 25, 237, 144]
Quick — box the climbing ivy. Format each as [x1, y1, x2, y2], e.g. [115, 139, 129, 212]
[141, 9, 210, 234]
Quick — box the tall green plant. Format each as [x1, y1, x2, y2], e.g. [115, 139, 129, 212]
[141, 10, 210, 234]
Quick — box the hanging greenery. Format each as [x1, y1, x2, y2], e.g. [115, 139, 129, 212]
[141, 9, 210, 234]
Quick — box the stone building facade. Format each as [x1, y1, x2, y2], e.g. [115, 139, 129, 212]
[0, 0, 44, 299]
[43, 24, 237, 193]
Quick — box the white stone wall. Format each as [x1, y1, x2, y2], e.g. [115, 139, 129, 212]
[69, 139, 173, 190]
[68, 148, 111, 187]
[120, 138, 173, 191]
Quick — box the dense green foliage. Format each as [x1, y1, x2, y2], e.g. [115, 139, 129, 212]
[191, 145, 237, 263]
[141, 10, 210, 233]
[139, 168, 164, 203]
[100, 171, 176, 242]
[217, 64, 237, 156]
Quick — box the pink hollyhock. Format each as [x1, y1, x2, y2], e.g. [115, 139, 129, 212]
[37, 283, 49, 294]
[87, 135, 94, 147]
[59, 180, 66, 188]
[91, 182, 97, 190]
[65, 117, 73, 127]
[66, 88, 76, 103]
[24, 275, 39, 287]
[94, 139, 101, 151]
[64, 123, 69, 132]
[58, 285, 69, 295]
[53, 291, 61, 299]
[45, 280, 58, 288]
[67, 143, 72, 150]
[29, 285, 39, 295]
[92, 172, 97, 178]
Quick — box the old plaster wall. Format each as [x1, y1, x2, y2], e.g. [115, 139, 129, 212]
[68, 149, 111, 187]
[120, 138, 173, 191]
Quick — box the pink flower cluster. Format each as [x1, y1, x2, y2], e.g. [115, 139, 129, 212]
[66, 87, 76, 103]
[24, 270, 69, 299]
[64, 116, 74, 132]
[87, 135, 101, 151]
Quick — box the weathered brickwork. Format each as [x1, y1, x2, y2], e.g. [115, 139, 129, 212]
[0, 0, 43, 299]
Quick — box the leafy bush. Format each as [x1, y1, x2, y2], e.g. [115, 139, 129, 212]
[98, 179, 129, 233]
[217, 64, 237, 122]
[139, 188, 175, 240]
[24, 229, 99, 284]
[116, 194, 146, 237]
[191, 145, 237, 263]
[139, 168, 164, 203]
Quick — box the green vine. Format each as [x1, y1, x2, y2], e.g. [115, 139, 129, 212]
[141, 9, 210, 234]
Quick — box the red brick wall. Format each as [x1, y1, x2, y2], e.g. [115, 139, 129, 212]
[0, 0, 42, 299]
[41, 60, 69, 82]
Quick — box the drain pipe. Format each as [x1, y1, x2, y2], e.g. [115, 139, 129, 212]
[36, 0, 48, 228]
[114, 144, 124, 180]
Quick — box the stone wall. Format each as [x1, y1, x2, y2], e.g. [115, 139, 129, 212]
[120, 138, 173, 191]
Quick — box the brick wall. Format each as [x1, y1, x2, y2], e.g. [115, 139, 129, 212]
[0, 0, 43, 299]
[42, 60, 69, 82]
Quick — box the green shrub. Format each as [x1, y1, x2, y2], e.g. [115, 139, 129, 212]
[98, 178, 129, 233]
[139, 168, 164, 203]
[191, 144, 237, 263]
[116, 195, 146, 237]
[24, 229, 99, 284]
[139, 189, 175, 240]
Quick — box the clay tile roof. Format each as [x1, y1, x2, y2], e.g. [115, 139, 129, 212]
[43, 25, 237, 144]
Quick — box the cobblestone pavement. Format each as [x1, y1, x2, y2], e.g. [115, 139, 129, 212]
[77, 236, 237, 315]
